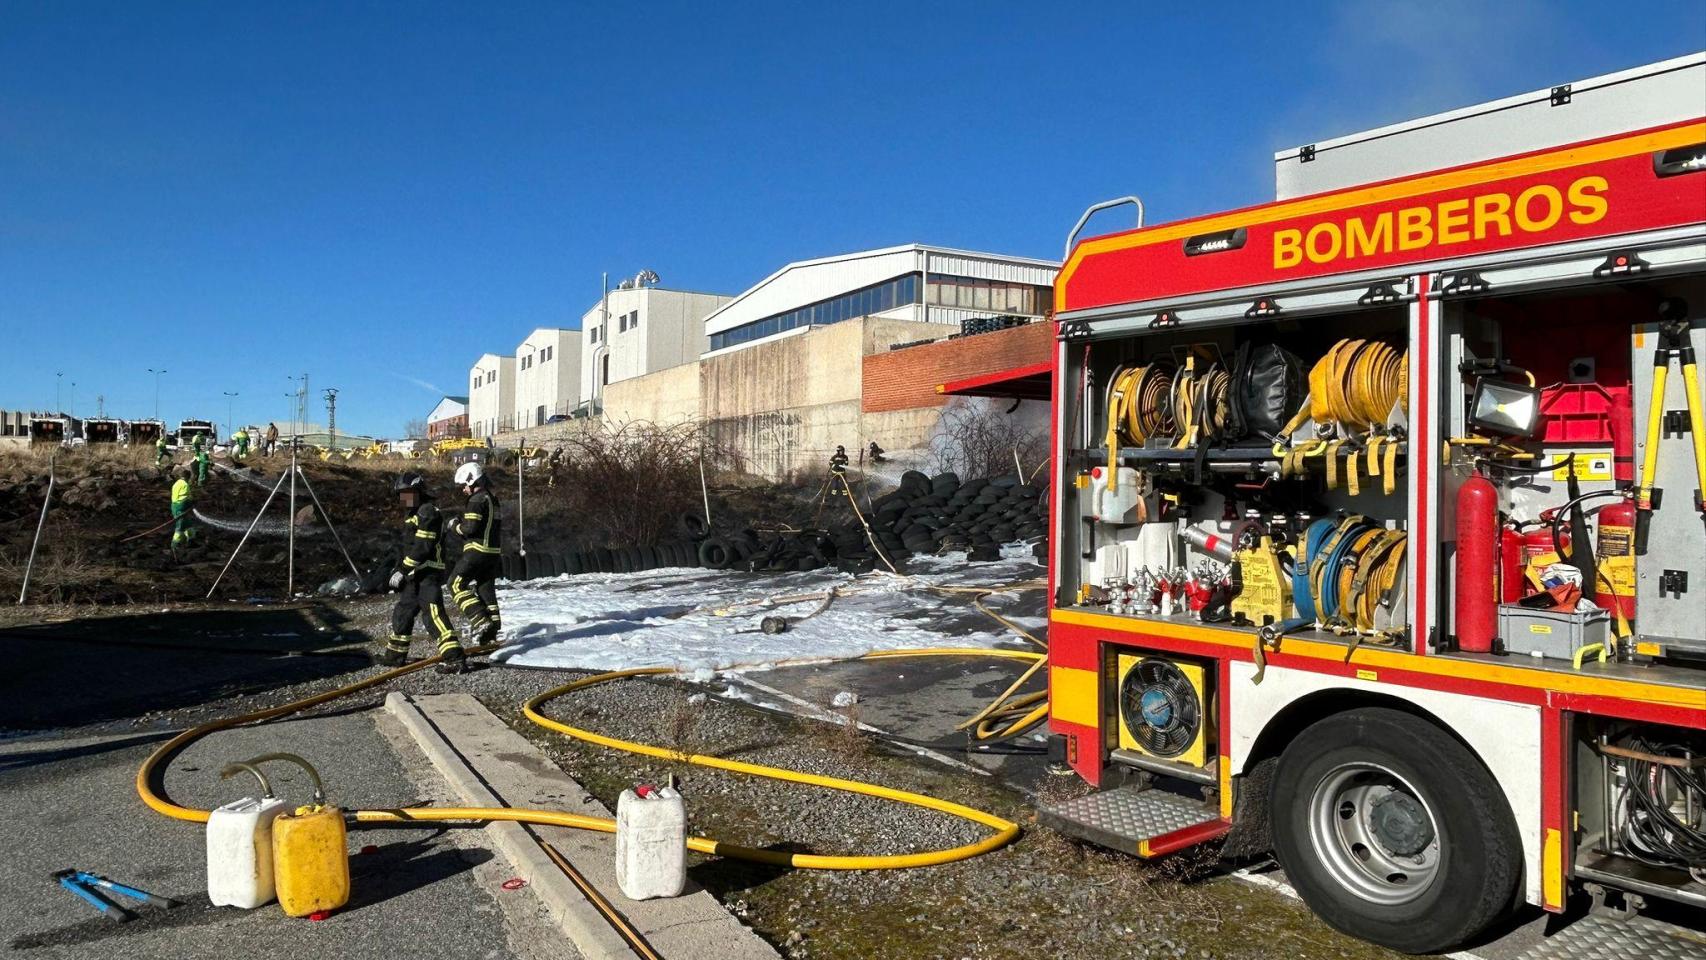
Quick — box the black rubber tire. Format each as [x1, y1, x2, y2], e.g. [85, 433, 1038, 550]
[561, 552, 583, 576]
[698, 538, 733, 569]
[1269, 707, 1520, 954]
[591, 547, 614, 573]
[611, 549, 633, 574]
[501, 553, 522, 581]
[678, 513, 710, 540]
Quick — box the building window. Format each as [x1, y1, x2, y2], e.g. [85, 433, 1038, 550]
[543, 346, 552, 361]
[708, 272, 928, 352]
[628, 311, 639, 331]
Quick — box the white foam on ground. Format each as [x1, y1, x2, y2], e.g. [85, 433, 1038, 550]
[490, 554, 1041, 673]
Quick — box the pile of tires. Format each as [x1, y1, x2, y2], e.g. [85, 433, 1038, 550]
[500, 512, 716, 581]
[497, 473, 1050, 584]
[831, 470, 1049, 573]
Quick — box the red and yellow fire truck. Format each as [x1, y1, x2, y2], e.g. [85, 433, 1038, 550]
[1036, 54, 1706, 952]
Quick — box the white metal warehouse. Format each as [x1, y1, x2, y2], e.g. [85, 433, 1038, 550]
[702, 244, 1059, 355]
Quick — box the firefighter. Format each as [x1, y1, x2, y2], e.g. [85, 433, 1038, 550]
[169, 465, 196, 551]
[232, 427, 249, 461]
[830, 445, 849, 475]
[547, 446, 563, 487]
[449, 461, 503, 645]
[383, 472, 465, 672]
[155, 433, 171, 467]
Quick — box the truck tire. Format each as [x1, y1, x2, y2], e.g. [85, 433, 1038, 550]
[1269, 707, 1519, 954]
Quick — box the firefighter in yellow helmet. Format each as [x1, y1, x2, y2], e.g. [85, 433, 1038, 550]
[382, 472, 465, 672]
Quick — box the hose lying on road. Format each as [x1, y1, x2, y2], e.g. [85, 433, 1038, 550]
[138, 645, 1043, 870]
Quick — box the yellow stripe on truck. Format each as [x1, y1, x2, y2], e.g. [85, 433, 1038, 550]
[1049, 666, 1100, 728]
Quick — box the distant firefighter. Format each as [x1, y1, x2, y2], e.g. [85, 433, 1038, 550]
[383, 472, 465, 673]
[169, 466, 196, 551]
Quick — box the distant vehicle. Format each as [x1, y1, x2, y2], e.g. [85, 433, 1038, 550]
[546, 414, 570, 424]
[28, 416, 69, 446]
[128, 420, 165, 447]
[83, 418, 122, 444]
[177, 419, 217, 446]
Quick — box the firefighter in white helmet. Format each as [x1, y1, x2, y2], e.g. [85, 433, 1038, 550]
[449, 460, 503, 645]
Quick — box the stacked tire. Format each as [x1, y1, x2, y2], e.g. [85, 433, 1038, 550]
[833, 470, 1049, 569]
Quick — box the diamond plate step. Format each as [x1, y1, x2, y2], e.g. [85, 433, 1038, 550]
[1512, 913, 1706, 960]
[1036, 785, 1227, 858]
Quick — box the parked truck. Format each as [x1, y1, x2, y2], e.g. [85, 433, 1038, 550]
[1036, 54, 1706, 953]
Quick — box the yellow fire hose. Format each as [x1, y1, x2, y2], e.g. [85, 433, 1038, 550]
[137, 645, 1044, 870]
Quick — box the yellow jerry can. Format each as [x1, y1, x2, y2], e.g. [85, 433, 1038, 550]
[273, 803, 350, 917]
[235, 752, 352, 918]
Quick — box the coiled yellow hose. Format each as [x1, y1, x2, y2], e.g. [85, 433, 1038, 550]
[137, 646, 1043, 870]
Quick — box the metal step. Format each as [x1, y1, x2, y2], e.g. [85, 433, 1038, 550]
[1512, 912, 1706, 960]
[1036, 785, 1227, 858]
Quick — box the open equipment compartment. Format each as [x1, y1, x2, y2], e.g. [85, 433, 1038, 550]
[1059, 297, 1414, 656]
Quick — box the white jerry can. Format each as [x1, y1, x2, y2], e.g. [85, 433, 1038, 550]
[615, 785, 687, 900]
[206, 795, 289, 908]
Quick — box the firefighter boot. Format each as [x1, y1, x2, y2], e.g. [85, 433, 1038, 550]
[435, 641, 467, 675]
[378, 636, 410, 667]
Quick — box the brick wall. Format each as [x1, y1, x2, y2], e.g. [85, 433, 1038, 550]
[860, 321, 1051, 413]
[428, 414, 470, 440]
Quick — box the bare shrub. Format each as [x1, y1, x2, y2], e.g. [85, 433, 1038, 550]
[927, 400, 1048, 481]
[546, 421, 726, 548]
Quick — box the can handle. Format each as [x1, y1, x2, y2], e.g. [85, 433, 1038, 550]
[220, 760, 275, 799]
[241, 753, 328, 806]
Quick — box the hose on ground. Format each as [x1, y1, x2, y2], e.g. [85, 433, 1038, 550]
[137, 646, 1041, 870]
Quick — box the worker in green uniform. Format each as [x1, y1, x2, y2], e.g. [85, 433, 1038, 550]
[155, 434, 171, 467]
[383, 472, 466, 673]
[192, 433, 210, 485]
[232, 427, 249, 461]
[170, 466, 196, 551]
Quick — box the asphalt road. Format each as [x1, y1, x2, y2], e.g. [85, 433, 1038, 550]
[0, 709, 530, 960]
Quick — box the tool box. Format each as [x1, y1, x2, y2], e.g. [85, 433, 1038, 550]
[1497, 603, 1611, 660]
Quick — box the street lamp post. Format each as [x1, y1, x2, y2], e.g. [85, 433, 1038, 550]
[223, 391, 239, 438]
[147, 368, 167, 421]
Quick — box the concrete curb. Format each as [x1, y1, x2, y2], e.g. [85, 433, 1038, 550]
[384, 691, 779, 960]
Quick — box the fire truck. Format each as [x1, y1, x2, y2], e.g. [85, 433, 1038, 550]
[1036, 54, 1706, 953]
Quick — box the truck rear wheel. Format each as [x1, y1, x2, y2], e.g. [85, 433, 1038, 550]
[1270, 707, 1519, 954]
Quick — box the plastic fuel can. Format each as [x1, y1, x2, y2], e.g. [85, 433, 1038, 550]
[273, 805, 351, 917]
[206, 796, 289, 908]
[615, 785, 687, 900]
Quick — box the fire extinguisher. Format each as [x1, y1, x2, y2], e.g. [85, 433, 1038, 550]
[1456, 473, 1498, 653]
[1595, 497, 1637, 625]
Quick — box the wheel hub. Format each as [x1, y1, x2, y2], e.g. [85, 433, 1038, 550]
[1368, 790, 1434, 857]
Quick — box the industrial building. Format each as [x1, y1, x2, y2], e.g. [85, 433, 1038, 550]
[467, 353, 515, 440]
[577, 276, 731, 412]
[425, 395, 469, 440]
[702, 244, 1058, 355]
[513, 328, 582, 428]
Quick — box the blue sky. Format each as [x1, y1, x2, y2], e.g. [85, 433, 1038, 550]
[3, 2, 1701, 437]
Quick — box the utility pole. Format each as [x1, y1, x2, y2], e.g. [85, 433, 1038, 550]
[323, 388, 339, 450]
[223, 391, 239, 438]
[148, 368, 167, 421]
[96, 395, 105, 418]
[55, 372, 63, 413]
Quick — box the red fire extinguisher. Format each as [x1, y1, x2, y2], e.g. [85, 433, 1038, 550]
[1456, 474, 1498, 653]
[1595, 497, 1637, 625]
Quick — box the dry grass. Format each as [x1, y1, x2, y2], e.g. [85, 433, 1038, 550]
[533, 421, 729, 549]
[0, 544, 103, 604]
[927, 402, 1047, 480]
